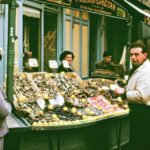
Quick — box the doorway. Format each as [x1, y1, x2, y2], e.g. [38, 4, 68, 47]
[23, 13, 40, 72]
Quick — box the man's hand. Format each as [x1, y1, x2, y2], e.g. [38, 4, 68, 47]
[114, 87, 126, 96]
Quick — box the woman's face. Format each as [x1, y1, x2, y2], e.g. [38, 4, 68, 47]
[64, 54, 73, 65]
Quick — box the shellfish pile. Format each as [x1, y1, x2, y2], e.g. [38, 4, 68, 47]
[13, 72, 129, 126]
[14, 73, 40, 101]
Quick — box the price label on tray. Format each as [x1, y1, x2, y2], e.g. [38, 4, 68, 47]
[49, 99, 57, 106]
[37, 98, 46, 110]
[55, 94, 65, 106]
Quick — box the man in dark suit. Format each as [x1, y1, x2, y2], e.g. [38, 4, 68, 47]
[0, 48, 11, 150]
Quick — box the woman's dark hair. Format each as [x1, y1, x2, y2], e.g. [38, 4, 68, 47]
[59, 51, 75, 61]
[129, 40, 147, 53]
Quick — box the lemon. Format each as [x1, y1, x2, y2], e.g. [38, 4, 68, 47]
[52, 114, 58, 119]
[48, 104, 53, 110]
[71, 95, 75, 99]
[82, 115, 88, 119]
[43, 93, 49, 99]
[43, 122, 49, 126]
[81, 98, 86, 103]
[39, 110, 44, 116]
[63, 106, 68, 112]
[77, 111, 82, 116]
[37, 121, 43, 126]
[18, 96, 26, 102]
[71, 107, 77, 114]
[32, 122, 38, 126]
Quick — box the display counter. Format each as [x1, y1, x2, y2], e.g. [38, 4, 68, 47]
[4, 72, 129, 150]
[4, 112, 129, 150]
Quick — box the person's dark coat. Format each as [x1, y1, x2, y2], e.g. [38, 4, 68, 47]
[95, 60, 115, 71]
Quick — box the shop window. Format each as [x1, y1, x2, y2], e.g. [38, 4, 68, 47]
[23, 8, 40, 72]
[73, 23, 80, 74]
[64, 9, 89, 78]
[73, 10, 80, 18]
[65, 20, 71, 50]
[44, 12, 57, 72]
[82, 25, 88, 77]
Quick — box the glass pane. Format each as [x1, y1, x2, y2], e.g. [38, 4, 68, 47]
[65, 20, 71, 50]
[82, 25, 88, 77]
[65, 8, 71, 15]
[73, 10, 80, 18]
[44, 12, 57, 72]
[73, 23, 80, 74]
[82, 12, 88, 20]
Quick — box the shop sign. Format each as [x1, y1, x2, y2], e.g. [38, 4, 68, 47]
[45, 0, 127, 19]
[0, 0, 12, 4]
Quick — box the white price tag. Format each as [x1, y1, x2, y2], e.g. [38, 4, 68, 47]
[55, 94, 65, 106]
[49, 99, 57, 106]
[28, 58, 38, 67]
[37, 98, 45, 110]
[62, 60, 70, 68]
[49, 60, 58, 69]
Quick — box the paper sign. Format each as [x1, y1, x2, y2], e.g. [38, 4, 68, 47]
[55, 94, 65, 106]
[49, 99, 57, 106]
[28, 58, 38, 67]
[49, 60, 58, 69]
[37, 98, 45, 110]
[62, 60, 70, 68]
[48, 95, 64, 106]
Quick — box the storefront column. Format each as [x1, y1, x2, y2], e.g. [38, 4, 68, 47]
[7, 0, 16, 103]
[126, 15, 132, 73]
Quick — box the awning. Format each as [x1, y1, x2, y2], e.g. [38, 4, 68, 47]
[124, 0, 150, 18]
[23, 6, 40, 18]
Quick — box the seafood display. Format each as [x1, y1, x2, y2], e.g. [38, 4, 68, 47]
[14, 73, 40, 101]
[13, 72, 129, 126]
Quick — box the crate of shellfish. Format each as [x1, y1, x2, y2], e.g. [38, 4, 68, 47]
[13, 73, 40, 102]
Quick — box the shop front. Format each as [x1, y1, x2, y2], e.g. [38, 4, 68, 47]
[2, 1, 131, 150]
[12, 0, 131, 78]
